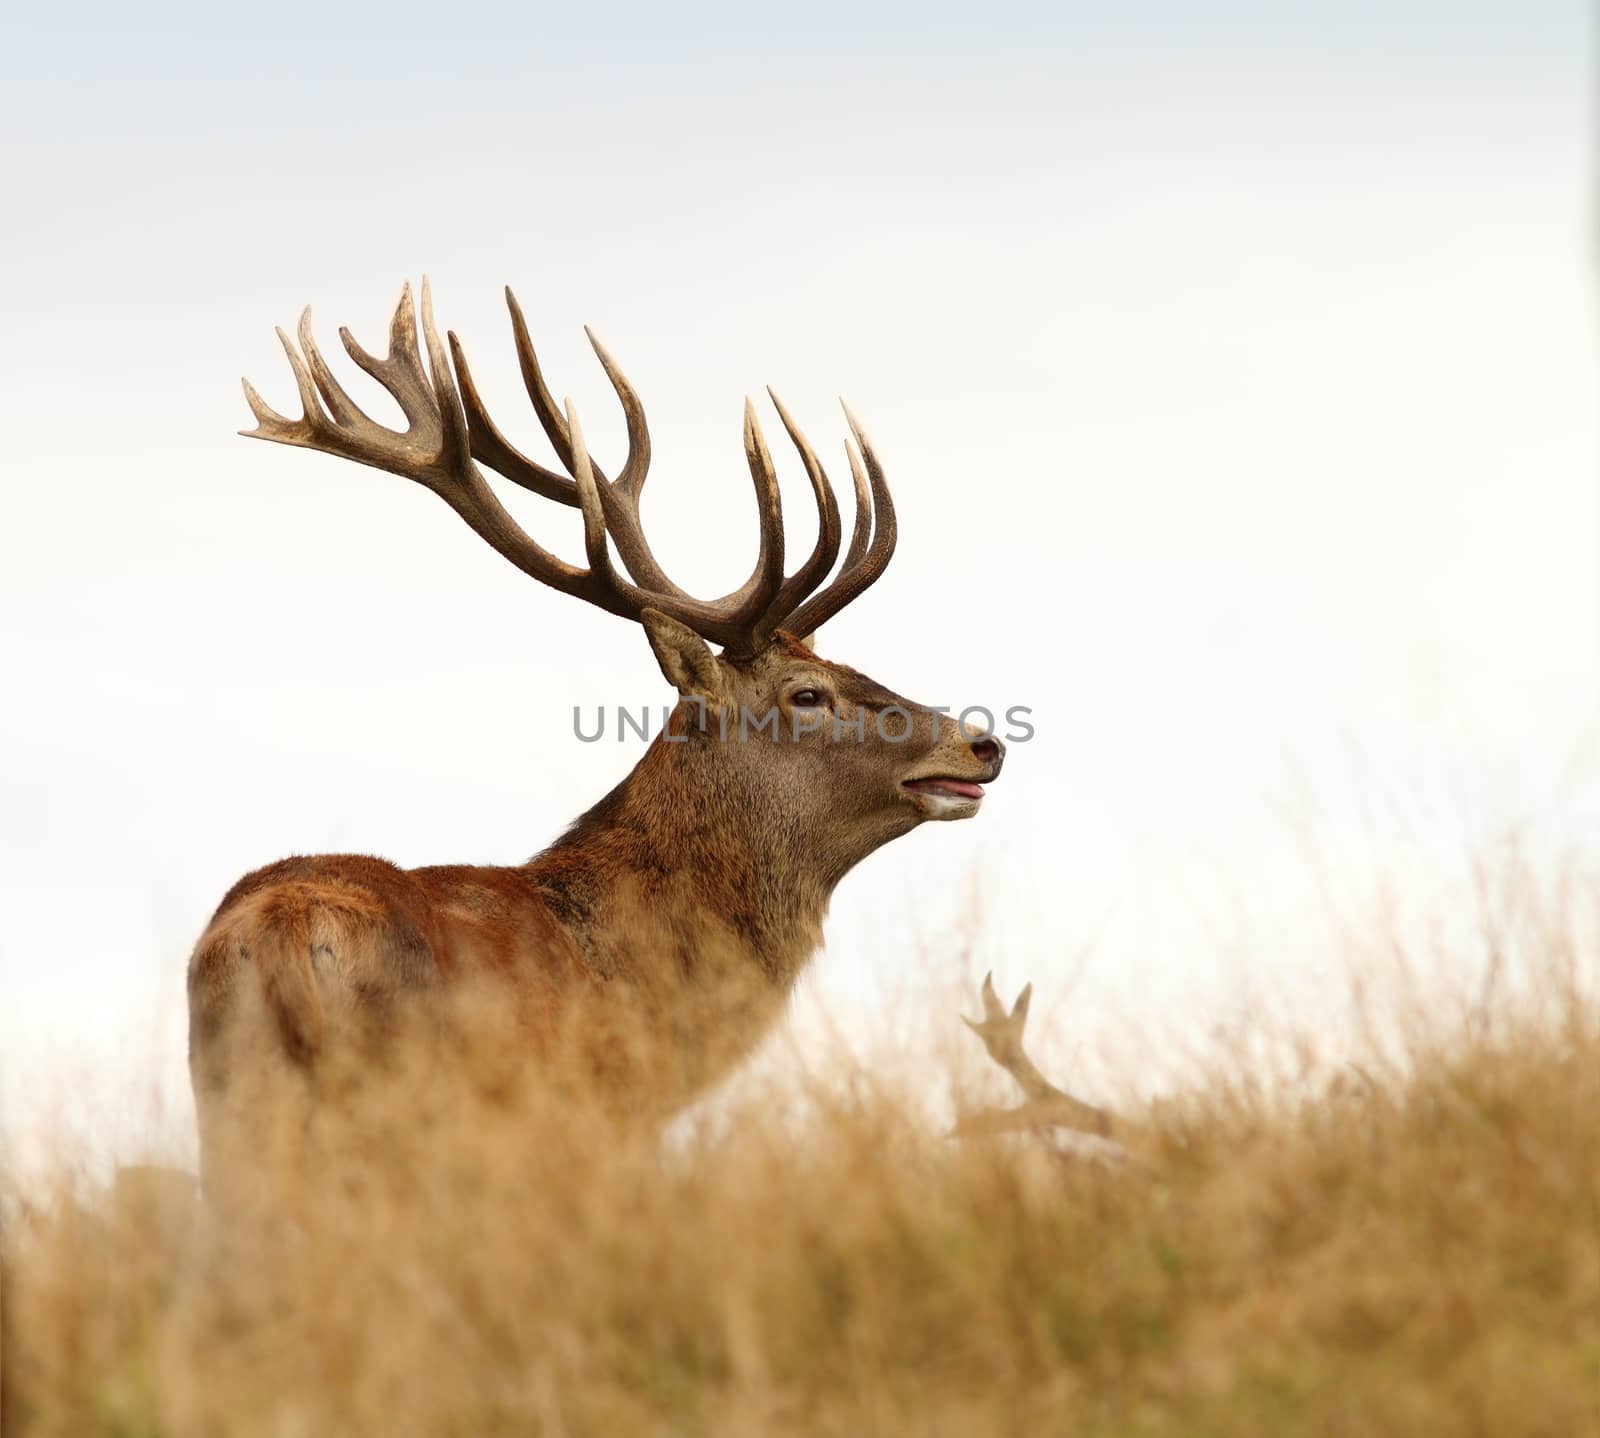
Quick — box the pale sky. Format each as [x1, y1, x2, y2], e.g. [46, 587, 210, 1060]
[1, 2, 1595, 1162]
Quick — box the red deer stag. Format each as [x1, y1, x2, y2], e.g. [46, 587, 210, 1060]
[188, 280, 1004, 1184]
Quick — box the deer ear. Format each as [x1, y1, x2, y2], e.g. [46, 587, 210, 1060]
[642, 608, 725, 700]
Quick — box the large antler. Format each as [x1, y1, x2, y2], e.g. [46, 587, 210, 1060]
[241, 279, 897, 655]
[953, 974, 1115, 1139]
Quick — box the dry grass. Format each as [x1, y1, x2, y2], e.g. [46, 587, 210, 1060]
[6, 961, 1600, 1438]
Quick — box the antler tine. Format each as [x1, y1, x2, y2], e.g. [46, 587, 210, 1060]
[417, 278, 470, 469]
[296, 309, 366, 429]
[972, 971, 1010, 1024]
[239, 327, 321, 442]
[450, 327, 575, 505]
[837, 433, 873, 573]
[582, 328, 650, 500]
[783, 404, 898, 639]
[505, 286, 580, 477]
[721, 397, 786, 648]
[755, 388, 843, 639]
[954, 973, 1113, 1138]
[564, 397, 618, 586]
[337, 282, 440, 441]
[579, 326, 708, 602]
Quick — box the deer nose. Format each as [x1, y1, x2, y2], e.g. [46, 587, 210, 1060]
[970, 735, 1004, 766]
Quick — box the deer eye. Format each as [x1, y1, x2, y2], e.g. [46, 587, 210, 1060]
[789, 688, 828, 708]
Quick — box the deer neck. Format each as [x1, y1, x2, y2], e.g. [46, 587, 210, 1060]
[529, 733, 841, 993]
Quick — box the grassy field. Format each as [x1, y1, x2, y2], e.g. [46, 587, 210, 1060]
[5, 959, 1600, 1436]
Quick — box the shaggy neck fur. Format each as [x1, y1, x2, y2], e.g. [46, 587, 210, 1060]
[528, 719, 901, 994]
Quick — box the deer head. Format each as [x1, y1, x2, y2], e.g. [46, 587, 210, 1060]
[241, 280, 1005, 884]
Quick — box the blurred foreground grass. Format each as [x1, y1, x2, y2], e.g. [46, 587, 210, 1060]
[5, 972, 1600, 1436]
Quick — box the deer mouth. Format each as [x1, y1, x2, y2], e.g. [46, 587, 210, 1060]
[902, 776, 986, 820]
[903, 777, 986, 801]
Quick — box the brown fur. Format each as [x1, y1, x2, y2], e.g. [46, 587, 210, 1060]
[189, 619, 1004, 1192]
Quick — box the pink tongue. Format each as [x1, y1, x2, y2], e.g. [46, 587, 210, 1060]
[914, 779, 984, 799]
